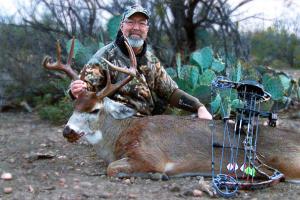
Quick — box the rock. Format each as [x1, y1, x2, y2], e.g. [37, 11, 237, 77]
[25, 151, 56, 162]
[98, 192, 113, 199]
[59, 178, 66, 187]
[40, 143, 47, 147]
[73, 185, 80, 190]
[3, 187, 13, 194]
[193, 189, 203, 197]
[149, 172, 163, 180]
[1, 172, 13, 180]
[130, 177, 135, 183]
[80, 181, 93, 187]
[182, 190, 194, 196]
[73, 178, 80, 183]
[169, 183, 181, 192]
[57, 155, 67, 159]
[28, 185, 34, 193]
[41, 186, 56, 191]
[128, 193, 138, 199]
[198, 178, 216, 197]
[123, 179, 131, 184]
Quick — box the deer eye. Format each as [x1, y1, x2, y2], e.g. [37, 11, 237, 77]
[90, 109, 100, 114]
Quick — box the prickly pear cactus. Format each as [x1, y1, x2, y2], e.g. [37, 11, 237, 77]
[190, 47, 213, 72]
[107, 15, 122, 41]
[167, 45, 299, 117]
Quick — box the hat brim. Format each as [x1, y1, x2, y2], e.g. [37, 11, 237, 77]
[125, 11, 149, 20]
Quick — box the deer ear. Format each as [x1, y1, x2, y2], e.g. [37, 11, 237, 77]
[103, 97, 136, 119]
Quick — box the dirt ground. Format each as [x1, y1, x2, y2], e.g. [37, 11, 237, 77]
[0, 110, 300, 200]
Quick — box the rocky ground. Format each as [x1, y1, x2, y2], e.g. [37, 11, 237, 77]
[0, 111, 300, 200]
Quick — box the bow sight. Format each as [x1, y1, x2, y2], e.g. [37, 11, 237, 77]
[210, 76, 284, 198]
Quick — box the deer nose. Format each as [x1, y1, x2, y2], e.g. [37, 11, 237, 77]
[63, 125, 72, 138]
[63, 125, 83, 143]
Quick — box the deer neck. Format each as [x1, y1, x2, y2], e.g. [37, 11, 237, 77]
[91, 108, 134, 163]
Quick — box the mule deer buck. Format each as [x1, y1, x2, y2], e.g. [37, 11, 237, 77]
[43, 38, 300, 182]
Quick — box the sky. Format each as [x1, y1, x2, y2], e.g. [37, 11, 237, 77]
[0, 0, 299, 32]
[0, 0, 19, 15]
[228, 0, 300, 31]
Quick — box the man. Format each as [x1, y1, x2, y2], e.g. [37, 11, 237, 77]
[70, 4, 212, 120]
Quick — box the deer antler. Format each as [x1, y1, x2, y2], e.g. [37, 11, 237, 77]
[96, 37, 137, 99]
[100, 38, 137, 77]
[43, 36, 137, 100]
[42, 36, 79, 80]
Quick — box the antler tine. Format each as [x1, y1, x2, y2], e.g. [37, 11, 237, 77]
[101, 58, 136, 77]
[67, 36, 75, 65]
[100, 36, 137, 77]
[123, 36, 137, 70]
[96, 68, 133, 99]
[42, 37, 79, 80]
[96, 37, 138, 99]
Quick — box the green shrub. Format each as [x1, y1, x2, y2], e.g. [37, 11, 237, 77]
[38, 96, 73, 124]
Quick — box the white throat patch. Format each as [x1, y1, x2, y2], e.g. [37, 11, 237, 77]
[85, 130, 103, 145]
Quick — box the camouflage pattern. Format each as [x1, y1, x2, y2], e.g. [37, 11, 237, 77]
[80, 42, 178, 116]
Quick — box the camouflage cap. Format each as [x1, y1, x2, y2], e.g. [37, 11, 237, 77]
[122, 4, 150, 21]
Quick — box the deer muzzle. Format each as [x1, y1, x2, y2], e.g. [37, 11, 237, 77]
[63, 125, 84, 143]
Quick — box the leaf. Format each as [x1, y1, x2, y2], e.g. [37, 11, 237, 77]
[231, 99, 244, 111]
[177, 65, 199, 89]
[165, 67, 177, 79]
[235, 62, 242, 82]
[262, 73, 272, 85]
[263, 76, 285, 101]
[198, 69, 216, 86]
[190, 47, 213, 71]
[177, 65, 187, 80]
[211, 58, 225, 73]
[174, 78, 192, 93]
[219, 89, 238, 101]
[278, 74, 291, 91]
[210, 93, 221, 114]
[260, 100, 274, 112]
[99, 42, 105, 49]
[242, 66, 261, 82]
[189, 66, 199, 89]
[191, 85, 212, 105]
[228, 62, 242, 82]
[107, 15, 122, 41]
[176, 53, 182, 79]
[219, 96, 231, 118]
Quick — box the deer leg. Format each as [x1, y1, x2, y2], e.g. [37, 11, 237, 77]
[107, 157, 135, 176]
[107, 157, 157, 177]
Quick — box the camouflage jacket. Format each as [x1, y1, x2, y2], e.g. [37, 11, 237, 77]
[80, 35, 178, 116]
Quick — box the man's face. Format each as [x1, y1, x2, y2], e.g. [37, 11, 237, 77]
[120, 13, 149, 48]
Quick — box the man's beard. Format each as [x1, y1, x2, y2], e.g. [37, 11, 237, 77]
[127, 36, 144, 48]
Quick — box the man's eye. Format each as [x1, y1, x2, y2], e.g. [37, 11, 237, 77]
[90, 109, 100, 114]
[127, 21, 134, 25]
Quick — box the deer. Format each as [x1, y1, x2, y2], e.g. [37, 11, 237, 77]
[42, 37, 300, 183]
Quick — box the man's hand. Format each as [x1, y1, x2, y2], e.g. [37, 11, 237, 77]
[70, 80, 87, 98]
[197, 106, 212, 120]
